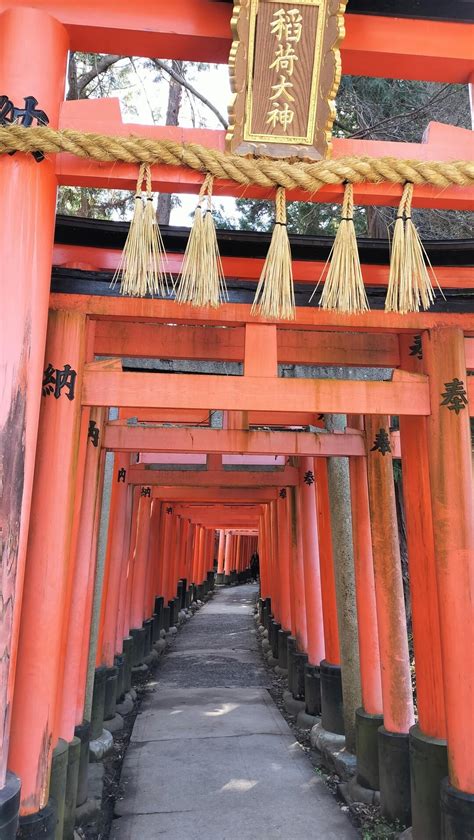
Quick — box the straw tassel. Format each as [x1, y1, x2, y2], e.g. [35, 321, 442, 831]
[175, 174, 227, 308]
[385, 182, 440, 313]
[312, 182, 369, 314]
[251, 187, 295, 320]
[112, 163, 171, 297]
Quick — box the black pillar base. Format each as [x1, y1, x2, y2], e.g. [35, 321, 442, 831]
[271, 621, 281, 660]
[130, 627, 146, 666]
[18, 801, 56, 839]
[216, 572, 224, 585]
[63, 735, 81, 840]
[74, 720, 91, 808]
[291, 652, 308, 700]
[355, 707, 383, 791]
[278, 629, 291, 669]
[224, 575, 231, 586]
[230, 570, 238, 586]
[114, 654, 125, 702]
[320, 660, 344, 736]
[286, 635, 297, 691]
[121, 637, 133, 694]
[173, 596, 180, 619]
[304, 664, 321, 717]
[441, 778, 474, 840]
[257, 598, 264, 624]
[378, 727, 411, 827]
[167, 599, 177, 627]
[263, 598, 272, 630]
[143, 618, 154, 655]
[49, 738, 69, 840]
[153, 596, 164, 641]
[104, 666, 118, 720]
[162, 606, 171, 632]
[0, 771, 20, 840]
[90, 666, 108, 740]
[177, 580, 185, 610]
[207, 571, 215, 591]
[409, 724, 448, 840]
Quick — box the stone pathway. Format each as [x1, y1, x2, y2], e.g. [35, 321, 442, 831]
[111, 584, 357, 840]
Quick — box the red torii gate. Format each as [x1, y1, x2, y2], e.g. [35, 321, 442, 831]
[0, 2, 473, 840]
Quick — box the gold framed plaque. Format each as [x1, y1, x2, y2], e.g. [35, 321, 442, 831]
[226, 0, 347, 160]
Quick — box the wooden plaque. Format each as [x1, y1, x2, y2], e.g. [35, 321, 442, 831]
[227, 0, 347, 161]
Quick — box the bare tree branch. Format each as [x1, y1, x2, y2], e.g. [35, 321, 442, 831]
[152, 58, 229, 128]
[67, 53, 124, 100]
[347, 84, 451, 139]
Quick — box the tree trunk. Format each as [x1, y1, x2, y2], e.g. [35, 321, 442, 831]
[156, 60, 184, 225]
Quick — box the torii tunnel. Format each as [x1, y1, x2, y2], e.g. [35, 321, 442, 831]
[0, 1, 473, 839]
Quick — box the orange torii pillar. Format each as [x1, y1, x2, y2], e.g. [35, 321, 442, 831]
[398, 338, 448, 839]
[147, 500, 164, 642]
[314, 459, 341, 702]
[0, 7, 68, 830]
[298, 458, 325, 721]
[366, 414, 414, 826]
[56, 406, 106, 832]
[224, 531, 233, 587]
[275, 490, 293, 671]
[216, 530, 225, 584]
[286, 486, 308, 703]
[347, 418, 383, 795]
[423, 328, 474, 836]
[168, 514, 182, 625]
[156, 504, 172, 630]
[265, 502, 282, 665]
[8, 311, 87, 836]
[128, 492, 152, 665]
[325, 416, 361, 754]
[115, 480, 136, 686]
[95, 453, 131, 729]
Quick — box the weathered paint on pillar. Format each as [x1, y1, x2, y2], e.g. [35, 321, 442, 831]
[398, 339, 446, 739]
[423, 328, 474, 793]
[130, 495, 152, 629]
[8, 311, 87, 813]
[365, 414, 414, 735]
[289, 486, 308, 652]
[0, 7, 68, 788]
[277, 493, 292, 632]
[58, 407, 106, 738]
[347, 419, 383, 717]
[299, 458, 325, 666]
[314, 459, 340, 665]
[326, 414, 361, 752]
[100, 453, 132, 667]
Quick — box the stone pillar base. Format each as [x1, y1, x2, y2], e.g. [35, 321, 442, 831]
[0, 771, 21, 840]
[270, 620, 281, 660]
[63, 735, 81, 840]
[49, 738, 69, 840]
[121, 637, 133, 694]
[74, 720, 91, 808]
[104, 666, 118, 721]
[18, 802, 56, 839]
[409, 724, 448, 840]
[216, 572, 224, 585]
[143, 618, 154, 655]
[162, 606, 171, 632]
[320, 660, 344, 736]
[378, 727, 411, 827]
[355, 707, 383, 792]
[130, 627, 146, 666]
[304, 664, 321, 717]
[278, 629, 291, 669]
[441, 777, 474, 840]
[286, 635, 297, 691]
[291, 651, 308, 700]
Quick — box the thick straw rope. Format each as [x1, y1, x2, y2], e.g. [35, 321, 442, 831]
[1, 125, 473, 191]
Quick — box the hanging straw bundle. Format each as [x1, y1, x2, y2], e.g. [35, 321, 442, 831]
[175, 173, 227, 308]
[311, 182, 369, 314]
[251, 187, 295, 320]
[385, 182, 440, 313]
[112, 163, 170, 297]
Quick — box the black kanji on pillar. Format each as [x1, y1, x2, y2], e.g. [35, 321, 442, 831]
[141, 486, 151, 497]
[117, 468, 126, 483]
[409, 334, 423, 360]
[279, 488, 287, 499]
[42, 363, 77, 400]
[440, 378, 468, 415]
[88, 420, 99, 447]
[0, 94, 49, 161]
[371, 428, 391, 456]
[303, 470, 315, 485]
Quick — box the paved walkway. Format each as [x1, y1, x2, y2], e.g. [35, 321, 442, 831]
[111, 584, 357, 840]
